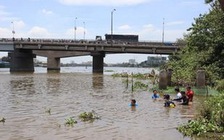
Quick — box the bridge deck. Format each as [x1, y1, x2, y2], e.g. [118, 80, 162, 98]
[0, 38, 182, 55]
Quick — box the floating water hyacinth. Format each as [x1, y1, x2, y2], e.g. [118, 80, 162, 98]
[45, 108, 51, 115]
[79, 110, 100, 122]
[0, 117, 5, 123]
[65, 117, 77, 126]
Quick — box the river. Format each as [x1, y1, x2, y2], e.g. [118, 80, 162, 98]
[0, 67, 201, 140]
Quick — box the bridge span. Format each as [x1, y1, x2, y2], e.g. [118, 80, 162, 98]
[0, 38, 183, 73]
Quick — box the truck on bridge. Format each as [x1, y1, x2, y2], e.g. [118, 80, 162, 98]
[105, 34, 139, 42]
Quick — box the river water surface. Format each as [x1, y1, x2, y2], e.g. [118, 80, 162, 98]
[0, 67, 202, 140]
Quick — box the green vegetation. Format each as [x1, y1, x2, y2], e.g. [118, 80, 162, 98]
[112, 72, 155, 80]
[104, 70, 114, 72]
[45, 108, 51, 115]
[112, 73, 129, 78]
[162, 1, 224, 138]
[177, 92, 224, 138]
[133, 81, 148, 91]
[65, 117, 77, 126]
[165, 0, 224, 86]
[64, 111, 100, 126]
[78, 111, 100, 122]
[216, 79, 224, 92]
[0, 117, 5, 123]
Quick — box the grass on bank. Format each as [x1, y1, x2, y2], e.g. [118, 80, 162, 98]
[177, 91, 224, 139]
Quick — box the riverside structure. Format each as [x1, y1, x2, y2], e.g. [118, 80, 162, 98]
[0, 38, 182, 73]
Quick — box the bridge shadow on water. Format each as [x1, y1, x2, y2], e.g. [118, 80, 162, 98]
[92, 73, 104, 89]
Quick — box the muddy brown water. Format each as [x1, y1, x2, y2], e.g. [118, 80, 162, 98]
[0, 67, 204, 140]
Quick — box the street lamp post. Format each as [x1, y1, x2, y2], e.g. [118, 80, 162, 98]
[162, 18, 165, 44]
[74, 17, 77, 41]
[11, 21, 15, 40]
[83, 22, 86, 40]
[111, 9, 116, 41]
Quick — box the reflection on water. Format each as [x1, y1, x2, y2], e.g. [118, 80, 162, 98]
[131, 106, 137, 112]
[92, 73, 104, 89]
[0, 67, 202, 140]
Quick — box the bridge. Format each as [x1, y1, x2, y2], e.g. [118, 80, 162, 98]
[0, 38, 183, 73]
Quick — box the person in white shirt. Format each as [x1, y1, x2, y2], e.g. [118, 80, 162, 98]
[175, 87, 182, 99]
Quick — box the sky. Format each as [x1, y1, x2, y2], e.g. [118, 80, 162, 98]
[0, 0, 210, 64]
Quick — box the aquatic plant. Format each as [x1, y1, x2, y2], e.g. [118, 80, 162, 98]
[104, 70, 114, 72]
[45, 108, 51, 115]
[65, 117, 77, 126]
[0, 117, 5, 123]
[177, 92, 224, 137]
[112, 72, 128, 78]
[133, 81, 148, 91]
[79, 110, 100, 122]
[112, 72, 155, 80]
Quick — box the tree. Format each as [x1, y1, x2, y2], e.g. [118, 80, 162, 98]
[205, 0, 224, 11]
[166, 2, 224, 85]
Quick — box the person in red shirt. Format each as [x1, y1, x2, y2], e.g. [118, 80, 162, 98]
[186, 86, 194, 102]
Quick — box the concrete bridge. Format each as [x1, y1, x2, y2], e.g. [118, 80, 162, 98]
[0, 38, 183, 73]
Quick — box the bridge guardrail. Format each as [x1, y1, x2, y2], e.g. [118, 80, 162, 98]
[0, 38, 183, 47]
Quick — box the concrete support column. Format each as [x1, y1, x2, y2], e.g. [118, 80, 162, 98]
[47, 57, 60, 71]
[196, 70, 206, 88]
[9, 49, 36, 72]
[167, 68, 173, 86]
[91, 52, 105, 73]
[159, 70, 167, 89]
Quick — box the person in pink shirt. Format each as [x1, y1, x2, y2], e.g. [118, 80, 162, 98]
[186, 86, 194, 102]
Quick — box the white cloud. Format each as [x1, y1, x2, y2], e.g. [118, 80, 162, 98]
[118, 25, 131, 30]
[12, 20, 26, 29]
[58, 0, 149, 6]
[180, 1, 201, 6]
[28, 26, 51, 38]
[166, 21, 184, 26]
[0, 5, 8, 16]
[0, 5, 12, 21]
[162, 29, 186, 41]
[137, 24, 186, 41]
[65, 27, 86, 39]
[0, 27, 11, 38]
[143, 24, 154, 30]
[41, 9, 53, 15]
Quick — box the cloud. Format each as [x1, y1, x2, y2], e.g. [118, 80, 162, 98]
[0, 5, 11, 21]
[118, 25, 131, 30]
[166, 21, 184, 26]
[137, 23, 186, 41]
[141, 24, 156, 34]
[28, 26, 51, 38]
[65, 27, 86, 39]
[58, 0, 149, 6]
[41, 9, 53, 15]
[0, 27, 11, 38]
[162, 29, 186, 41]
[12, 20, 26, 29]
[180, 1, 201, 6]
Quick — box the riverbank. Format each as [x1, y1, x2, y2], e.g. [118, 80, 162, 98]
[177, 91, 224, 139]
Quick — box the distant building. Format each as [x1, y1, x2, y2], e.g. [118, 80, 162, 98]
[129, 59, 136, 65]
[146, 56, 167, 67]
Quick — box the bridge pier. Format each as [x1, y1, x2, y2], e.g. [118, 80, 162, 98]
[91, 52, 105, 73]
[47, 57, 60, 71]
[9, 49, 36, 72]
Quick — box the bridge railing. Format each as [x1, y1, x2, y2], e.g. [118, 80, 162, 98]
[0, 38, 183, 47]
